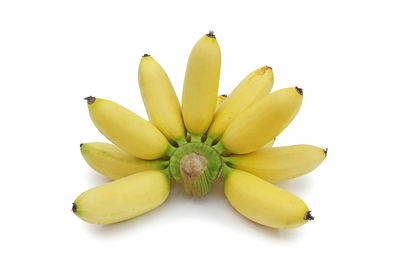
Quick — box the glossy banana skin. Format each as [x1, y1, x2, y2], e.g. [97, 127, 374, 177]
[182, 33, 221, 140]
[224, 145, 326, 183]
[224, 169, 311, 229]
[217, 87, 302, 154]
[138, 55, 186, 145]
[73, 170, 170, 224]
[207, 66, 273, 144]
[86, 97, 173, 160]
[80, 142, 168, 180]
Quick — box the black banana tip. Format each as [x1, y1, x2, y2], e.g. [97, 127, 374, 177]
[295, 87, 303, 95]
[206, 30, 216, 38]
[84, 96, 96, 104]
[80, 143, 84, 148]
[72, 203, 77, 213]
[304, 211, 314, 221]
[143, 54, 150, 57]
[324, 148, 328, 156]
[221, 94, 227, 97]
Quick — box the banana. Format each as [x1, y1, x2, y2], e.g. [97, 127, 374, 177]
[262, 138, 275, 148]
[138, 55, 186, 145]
[224, 145, 326, 183]
[206, 66, 274, 145]
[216, 94, 227, 109]
[84, 96, 174, 160]
[182, 31, 221, 142]
[72, 170, 170, 224]
[185, 94, 227, 142]
[223, 168, 313, 229]
[80, 142, 168, 180]
[214, 87, 303, 154]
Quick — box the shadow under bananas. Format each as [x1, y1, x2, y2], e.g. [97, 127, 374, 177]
[85, 174, 313, 241]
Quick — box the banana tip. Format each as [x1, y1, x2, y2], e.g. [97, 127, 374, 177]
[142, 54, 150, 57]
[206, 30, 216, 38]
[304, 211, 314, 221]
[84, 96, 96, 104]
[80, 143, 84, 148]
[221, 94, 227, 97]
[295, 87, 303, 95]
[72, 203, 77, 213]
[324, 148, 328, 156]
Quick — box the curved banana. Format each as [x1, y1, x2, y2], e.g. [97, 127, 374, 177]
[72, 170, 170, 224]
[206, 66, 274, 145]
[138, 55, 186, 145]
[214, 87, 303, 154]
[182, 31, 221, 142]
[224, 168, 313, 229]
[85, 96, 174, 160]
[224, 145, 326, 183]
[80, 142, 168, 180]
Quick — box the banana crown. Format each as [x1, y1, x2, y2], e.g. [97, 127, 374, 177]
[74, 31, 326, 229]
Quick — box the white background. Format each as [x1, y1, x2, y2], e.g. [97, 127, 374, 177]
[1, 0, 399, 266]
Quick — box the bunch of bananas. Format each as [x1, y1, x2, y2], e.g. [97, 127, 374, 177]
[73, 31, 326, 229]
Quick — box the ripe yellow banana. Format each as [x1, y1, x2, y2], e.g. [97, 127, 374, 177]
[214, 87, 303, 154]
[85, 96, 174, 160]
[224, 145, 326, 183]
[224, 168, 313, 229]
[182, 31, 221, 142]
[206, 66, 274, 145]
[138, 55, 186, 145]
[80, 142, 168, 180]
[186, 94, 227, 143]
[72, 170, 170, 224]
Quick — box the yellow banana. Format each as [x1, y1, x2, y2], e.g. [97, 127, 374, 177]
[224, 145, 326, 183]
[224, 168, 313, 229]
[72, 170, 170, 224]
[186, 95, 226, 143]
[214, 87, 303, 154]
[138, 55, 186, 145]
[216, 94, 227, 109]
[182, 31, 221, 141]
[85, 96, 174, 160]
[80, 142, 168, 180]
[262, 138, 275, 148]
[206, 66, 274, 145]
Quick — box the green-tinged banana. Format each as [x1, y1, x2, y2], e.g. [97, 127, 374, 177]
[214, 87, 303, 154]
[206, 66, 274, 145]
[223, 168, 313, 229]
[224, 145, 327, 183]
[216, 94, 227, 109]
[72, 170, 170, 224]
[138, 55, 186, 145]
[80, 142, 168, 180]
[182, 31, 221, 142]
[84, 96, 174, 160]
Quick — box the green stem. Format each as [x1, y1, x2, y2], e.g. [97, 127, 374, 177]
[175, 135, 187, 146]
[190, 133, 202, 143]
[221, 163, 234, 181]
[163, 144, 176, 157]
[213, 140, 227, 154]
[204, 135, 216, 146]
